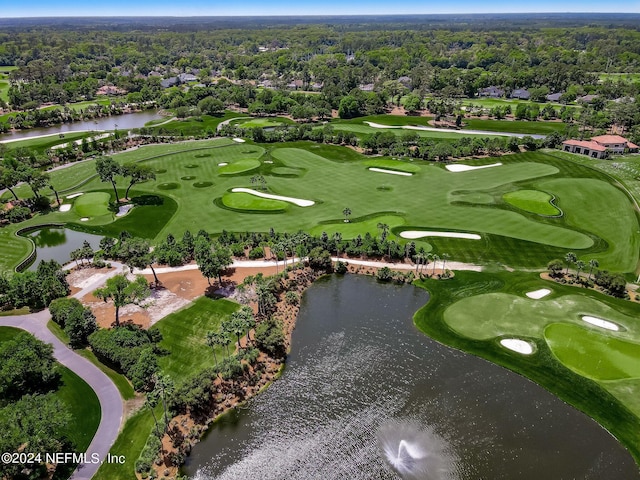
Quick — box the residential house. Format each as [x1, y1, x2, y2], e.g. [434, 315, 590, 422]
[178, 73, 198, 83]
[510, 88, 531, 100]
[546, 92, 563, 102]
[286, 79, 304, 90]
[397, 76, 412, 88]
[160, 77, 178, 88]
[577, 94, 598, 103]
[359, 83, 375, 92]
[478, 86, 504, 98]
[562, 134, 639, 159]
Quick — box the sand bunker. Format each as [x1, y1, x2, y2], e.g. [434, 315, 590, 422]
[59, 204, 72, 212]
[500, 338, 534, 355]
[526, 288, 551, 299]
[368, 167, 413, 176]
[80, 217, 89, 221]
[231, 188, 315, 207]
[400, 231, 481, 240]
[66, 192, 84, 199]
[264, 160, 273, 164]
[218, 162, 228, 166]
[232, 138, 246, 143]
[446, 163, 502, 172]
[116, 204, 134, 217]
[582, 315, 620, 331]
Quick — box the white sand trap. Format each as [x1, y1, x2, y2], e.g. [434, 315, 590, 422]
[66, 193, 84, 199]
[500, 338, 534, 355]
[368, 167, 413, 176]
[232, 138, 246, 143]
[80, 217, 89, 221]
[218, 162, 228, 166]
[446, 162, 502, 172]
[116, 204, 134, 217]
[231, 188, 314, 207]
[59, 204, 72, 212]
[526, 288, 551, 299]
[264, 160, 273, 164]
[400, 231, 481, 240]
[582, 315, 620, 331]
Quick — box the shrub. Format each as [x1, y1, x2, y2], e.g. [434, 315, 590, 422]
[8, 206, 31, 223]
[255, 318, 286, 358]
[248, 247, 264, 260]
[135, 435, 161, 474]
[285, 291, 299, 305]
[376, 266, 393, 282]
[335, 261, 348, 274]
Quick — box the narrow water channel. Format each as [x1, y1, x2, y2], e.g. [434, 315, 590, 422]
[184, 274, 639, 479]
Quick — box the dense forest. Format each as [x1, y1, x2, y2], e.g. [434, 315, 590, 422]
[1, 15, 640, 112]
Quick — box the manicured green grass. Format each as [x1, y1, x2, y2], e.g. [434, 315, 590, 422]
[596, 72, 640, 82]
[332, 114, 433, 127]
[330, 122, 504, 140]
[362, 158, 421, 173]
[232, 117, 295, 128]
[155, 296, 240, 381]
[503, 189, 561, 216]
[57, 366, 101, 451]
[73, 192, 112, 217]
[0, 227, 32, 273]
[413, 270, 640, 465]
[221, 192, 289, 211]
[2, 132, 92, 154]
[93, 407, 156, 480]
[47, 320, 70, 344]
[310, 214, 406, 239]
[545, 323, 640, 381]
[0, 79, 9, 102]
[463, 118, 567, 135]
[218, 158, 262, 175]
[0, 326, 23, 341]
[145, 112, 246, 136]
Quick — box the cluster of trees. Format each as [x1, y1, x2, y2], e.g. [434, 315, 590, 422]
[49, 297, 98, 348]
[0, 260, 70, 310]
[548, 253, 627, 298]
[0, 332, 72, 479]
[95, 156, 156, 203]
[88, 323, 163, 391]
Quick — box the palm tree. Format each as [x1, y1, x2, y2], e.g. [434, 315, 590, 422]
[377, 223, 389, 242]
[205, 331, 220, 369]
[588, 259, 599, 280]
[432, 254, 440, 276]
[333, 232, 343, 260]
[342, 207, 352, 223]
[414, 252, 424, 274]
[564, 252, 577, 275]
[575, 260, 586, 279]
[145, 391, 161, 437]
[153, 374, 174, 427]
[441, 253, 450, 274]
[219, 321, 233, 356]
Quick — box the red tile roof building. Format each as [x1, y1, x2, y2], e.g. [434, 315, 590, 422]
[562, 135, 639, 159]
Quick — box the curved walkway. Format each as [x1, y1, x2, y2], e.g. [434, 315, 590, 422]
[0, 262, 126, 480]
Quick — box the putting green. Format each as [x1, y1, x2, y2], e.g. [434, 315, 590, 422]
[363, 159, 421, 173]
[444, 293, 640, 341]
[503, 189, 561, 216]
[310, 214, 406, 239]
[221, 192, 288, 211]
[73, 192, 112, 217]
[218, 158, 261, 175]
[233, 118, 292, 128]
[545, 323, 640, 381]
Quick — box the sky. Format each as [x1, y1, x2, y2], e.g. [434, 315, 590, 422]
[2, 0, 640, 17]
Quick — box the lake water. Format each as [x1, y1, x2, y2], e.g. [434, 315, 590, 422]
[24, 227, 103, 270]
[184, 274, 639, 480]
[0, 110, 163, 142]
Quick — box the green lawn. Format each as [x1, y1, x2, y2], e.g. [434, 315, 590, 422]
[145, 112, 247, 136]
[463, 118, 568, 135]
[155, 296, 240, 381]
[232, 117, 295, 128]
[413, 270, 640, 465]
[221, 192, 289, 211]
[330, 122, 504, 140]
[332, 114, 434, 127]
[1, 132, 93, 154]
[73, 192, 112, 217]
[362, 158, 421, 173]
[310, 214, 406, 239]
[503, 189, 561, 216]
[93, 407, 156, 480]
[0, 327, 101, 468]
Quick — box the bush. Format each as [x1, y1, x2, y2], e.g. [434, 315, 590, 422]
[376, 266, 393, 282]
[335, 261, 348, 274]
[255, 318, 286, 358]
[8, 206, 31, 223]
[285, 291, 299, 305]
[248, 247, 264, 260]
[135, 434, 161, 474]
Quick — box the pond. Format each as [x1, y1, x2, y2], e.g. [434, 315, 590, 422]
[0, 110, 163, 142]
[23, 227, 103, 270]
[184, 275, 639, 480]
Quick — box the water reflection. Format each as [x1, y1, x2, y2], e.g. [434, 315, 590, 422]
[185, 275, 639, 480]
[24, 227, 103, 270]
